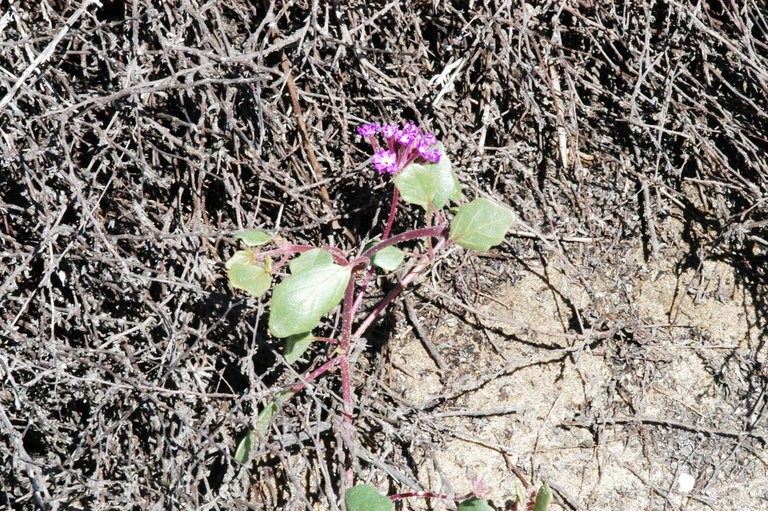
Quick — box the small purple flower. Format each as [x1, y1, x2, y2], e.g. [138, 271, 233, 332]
[419, 133, 437, 147]
[357, 123, 380, 137]
[380, 124, 398, 139]
[418, 148, 442, 162]
[372, 150, 397, 173]
[398, 130, 419, 146]
[359, 121, 442, 174]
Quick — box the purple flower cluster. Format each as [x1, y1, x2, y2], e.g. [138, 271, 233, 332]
[357, 122, 442, 174]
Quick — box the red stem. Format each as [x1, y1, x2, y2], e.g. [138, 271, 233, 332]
[389, 491, 475, 501]
[289, 355, 342, 394]
[339, 278, 356, 419]
[358, 225, 447, 261]
[350, 187, 400, 314]
[348, 225, 446, 328]
[353, 235, 448, 339]
[257, 245, 348, 265]
[270, 252, 293, 273]
[382, 187, 399, 240]
[339, 273, 358, 489]
[264, 189, 449, 488]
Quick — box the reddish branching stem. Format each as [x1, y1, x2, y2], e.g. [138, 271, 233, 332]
[354, 234, 448, 338]
[289, 355, 342, 394]
[278, 226, 448, 402]
[268, 189, 452, 490]
[257, 245, 349, 265]
[382, 187, 399, 240]
[358, 225, 447, 261]
[351, 187, 400, 316]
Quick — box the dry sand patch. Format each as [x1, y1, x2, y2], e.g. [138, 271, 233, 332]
[390, 228, 766, 510]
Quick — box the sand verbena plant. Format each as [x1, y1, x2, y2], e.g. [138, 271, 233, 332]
[225, 122, 548, 510]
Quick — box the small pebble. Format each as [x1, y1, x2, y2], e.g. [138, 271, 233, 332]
[678, 473, 695, 493]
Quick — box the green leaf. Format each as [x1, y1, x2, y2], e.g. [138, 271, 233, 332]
[234, 429, 255, 463]
[449, 198, 515, 251]
[371, 245, 404, 272]
[458, 497, 495, 511]
[289, 248, 333, 275]
[225, 250, 253, 270]
[236, 392, 294, 463]
[235, 230, 271, 246]
[256, 400, 279, 436]
[284, 332, 315, 364]
[394, 163, 436, 210]
[255, 392, 292, 436]
[344, 485, 393, 511]
[268, 263, 352, 338]
[534, 484, 552, 511]
[395, 145, 457, 210]
[228, 263, 272, 297]
[274, 390, 293, 401]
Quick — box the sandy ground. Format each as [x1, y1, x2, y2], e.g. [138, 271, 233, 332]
[389, 217, 767, 510]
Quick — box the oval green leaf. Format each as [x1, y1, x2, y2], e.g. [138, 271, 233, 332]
[394, 163, 436, 210]
[255, 391, 291, 435]
[225, 250, 253, 270]
[371, 245, 404, 272]
[235, 230, 271, 246]
[234, 429, 255, 463]
[458, 497, 495, 511]
[449, 198, 515, 251]
[394, 145, 458, 210]
[228, 263, 272, 297]
[345, 485, 393, 511]
[284, 332, 315, 364]
[533, 484, 552, 511]
[237, 392, 294, 462]
[289, 248, 333, 275]
[256, 400, 279, 437]
[268, 263, 352, 338]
